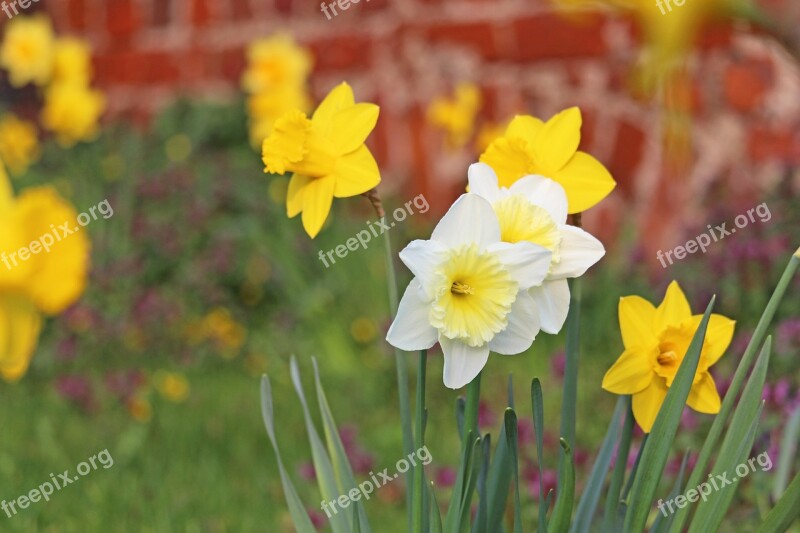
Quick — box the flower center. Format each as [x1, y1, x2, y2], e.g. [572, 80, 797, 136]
[429, 244, 518, 347]
[492, 195, 561, 265]
[261, 110, 337, 177]
[654, 323, 699, 386]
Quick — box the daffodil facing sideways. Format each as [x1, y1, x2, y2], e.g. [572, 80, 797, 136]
[386, 194, 553, 389]
[0, 15, 54, 87]
[602, 281, 735, 433]
[262, 82, 381, 238]
[479, 107, 615, 214]
[0, 159, 90, 381]
[467, 163, 605, 334]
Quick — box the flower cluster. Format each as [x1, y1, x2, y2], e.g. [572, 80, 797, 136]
[0, 15, 105, 150]
[242, 33, 313, 148]
[0, 160, 89, 381]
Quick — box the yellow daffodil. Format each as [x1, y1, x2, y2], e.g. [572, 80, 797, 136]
[262, 82, 381, 238]
[0, 113, 40, 175]
[247, 86, 312, 147]
[52, 37, 92, 86]
[602, 281, 735, 433]
[155, 372, 190, 402]
[427, 82, 482, 148]
[0, 15, 54, 87]
[479, 108, 615, 214]
[0, 160, 90, 381]
[41, 83, 105, 147]
[241, 34, 312, 95]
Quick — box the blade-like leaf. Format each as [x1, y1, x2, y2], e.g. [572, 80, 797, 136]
[532, 378, 548, 533]
[472, 434, 492, 533]
[260, 376, 316, 533]
[458, 435, 484, 533]
[312, 359, 371, 533]
[429, 481, 444, 533]
[571, 396, 627, 533]
[601, 396, 633, 533]
[758, 471, 800, 533]
[549, 438, 575, 533]
[559, 278, 582, 487]
[505, 409, 523, 533]
[773, 405, 800, 500]
[485, 376, 515, 530]
[670, 253, 799, 533]
[290, 357, 352, 533]
[650, 451, 690, 533]
[413, 351, 428, 533]
[623, 297, 716, 532]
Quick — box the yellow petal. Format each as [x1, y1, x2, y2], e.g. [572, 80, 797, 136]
[333, 145, 381, 198]
[687, 372, 721, 414]
[330, 103, 379, 154]
[619, 295, 658, 349]
[654, 281, 692, 332]
[301, 175, 336, 238]
[532, 107, 582, 173]
[479, 137, 534, 188]
[699, 314, 735, 369]
[632, 378, 669, 433]
[602, 347, 655, 394]
[505, 114, 543, 140]
[552, 151, 616, 214]
[312, 82, 355, 136]
[286, 174, 310, 218]
[0, 294, 42, 382]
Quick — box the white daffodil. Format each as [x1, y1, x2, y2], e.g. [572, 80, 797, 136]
[386, 193, 553, 389]
[467, 162, 605, 335]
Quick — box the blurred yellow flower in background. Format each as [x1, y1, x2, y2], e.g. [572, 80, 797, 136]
[247, 87, 311, 147]
[602, 281, 735, 432]
[241, 34, 312, 94]
[480, 107, 615, 214]
[155, 372, 190, 403]
[41, 83, 105, 147]
[52, 37, 92, 86]
[0, 113, 40, 175]
[262, 82, 381, 238]
[427, 82, 482, 148]
[0, 160, 90, 381]
[0, 15, 54, 87]
[127, 395, 153, 422]
[203, 307, 247, 357]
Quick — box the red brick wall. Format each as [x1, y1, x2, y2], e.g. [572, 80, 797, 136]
[43, 0, 800, 256]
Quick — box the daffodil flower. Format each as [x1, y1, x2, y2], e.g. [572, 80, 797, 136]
[0, 15, 54, 87]
[467, 162, 605, 334]
[262, 82, 381, 238]
[602, 281, 735, 433]
[386, 193, 553, 389]
[479, 107, 615, 214]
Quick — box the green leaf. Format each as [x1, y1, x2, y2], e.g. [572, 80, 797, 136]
[312, 359, 371, 533]
[429, 481, 444, 533]
[532, 378, 548, 533]
[773, 404, 800, 500]
[670, 253, 799, 533]
[446, 374, 483, 531]
[758, 471, 800, 533]
[623, 297, 715, 532]
[472, 434, 492, 533]
[601, 396, 633, 533]
[260, 376, 317, 533]
[549, 438, 575, 533]
[559, 278, 582, 485]
[571, 396, 627, 533]
[650, 451, 689, 533]
[458, 434, 484, 533]
[485, 376, 515, 530]
[505, 409, 523, 533]
[413, 351, 428, 533]
[290, 357, 352, 533]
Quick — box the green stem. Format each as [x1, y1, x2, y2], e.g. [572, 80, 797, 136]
[559, 276, 582, 485]
[413, 350, 427, 532]
[669, 252, 799, 533]
[463, 372, 482, 441]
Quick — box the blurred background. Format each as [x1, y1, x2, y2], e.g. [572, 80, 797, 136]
[0, 0, 799, 531]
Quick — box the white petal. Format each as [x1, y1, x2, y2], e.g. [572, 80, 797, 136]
[467, 163, 502, 204]
[508, 175, 568, 225]
[386, 279, 438, 351]
[488, 291, 540, 355]
[529, 279, 571, 334]
[431, 194, 500, 251]
[549, 225, 605, 280]
[399, 239, 448, 299]
[440, 336, 490, 389]
[486, 241, 552, 290]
